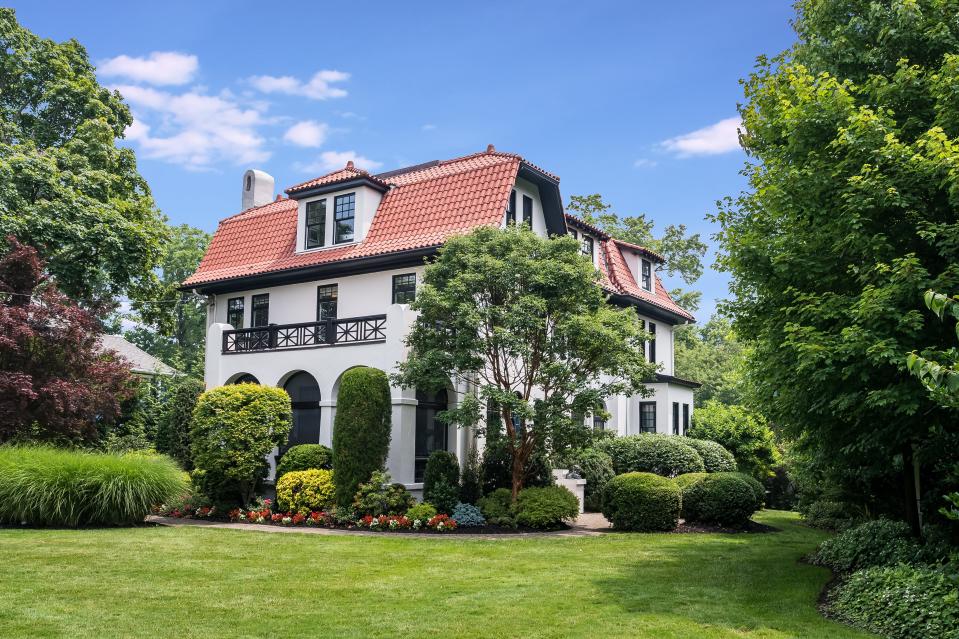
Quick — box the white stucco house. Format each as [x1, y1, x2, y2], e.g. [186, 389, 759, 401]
[183, 146, 698, 493]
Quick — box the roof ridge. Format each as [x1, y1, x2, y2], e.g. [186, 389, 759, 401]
[381, 154, 521, 189]
[612, 237, 666, 263]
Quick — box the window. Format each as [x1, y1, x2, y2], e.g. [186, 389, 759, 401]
[305, 199, 326, 249]
[568, 228, 578, 239]
[640, 401, 657, 434]
[251, 294, 269, 327]
[592, 412, 606, 431]
[316, 284, 338, 321]
[641, 258, 652, 291]
[582, 235, 594, 259]
[683, 404, 690, 435]
[415, 388, 449, 482]
[227, 297, 244, 328]
[392, 273, 416, 304]
[522, 195, 533, 226]
[648, 322, 657, 363]
[672, 402, 680, 435]
[506, 190, 516, 225]
[334, 193, 356, 244]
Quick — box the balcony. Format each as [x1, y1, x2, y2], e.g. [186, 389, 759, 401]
[222, 314, 387, 354]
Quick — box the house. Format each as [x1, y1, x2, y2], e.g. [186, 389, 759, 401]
[183, 146, 698, 492]
[98, 333, 179, 378]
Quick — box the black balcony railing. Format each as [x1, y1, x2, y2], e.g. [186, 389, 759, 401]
[222, 314, 387, 353]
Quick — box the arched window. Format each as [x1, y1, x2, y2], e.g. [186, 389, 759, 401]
[415, 388, 449, 482]
[231, 373, 259, 385]
[283, 372, 321, 449]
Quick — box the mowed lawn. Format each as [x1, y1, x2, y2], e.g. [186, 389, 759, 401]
[0, 510, 872, 639]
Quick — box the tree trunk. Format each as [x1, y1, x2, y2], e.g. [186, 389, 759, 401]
[511, 447, 524, 502]
[902, 445, 921, 537]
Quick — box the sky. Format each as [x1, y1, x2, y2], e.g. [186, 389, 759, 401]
[10, 1, 797, 320]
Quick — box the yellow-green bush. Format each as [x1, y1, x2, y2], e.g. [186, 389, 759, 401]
[275, 469, 335, 515]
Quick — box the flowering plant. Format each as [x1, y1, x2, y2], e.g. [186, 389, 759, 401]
[356, 514, 412, 530]
[427, 514, 457, 531]
[271, 513, 284, 523]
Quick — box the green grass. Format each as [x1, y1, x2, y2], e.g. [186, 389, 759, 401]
[0, 510, 873, 638]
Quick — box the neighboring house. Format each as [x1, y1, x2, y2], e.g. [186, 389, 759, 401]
[99, 333, 178, 378]
[183, 146, 698, 491]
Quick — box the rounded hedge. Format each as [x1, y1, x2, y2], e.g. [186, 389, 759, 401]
[727, 472, 765, 510]
[568, 447, 615, 512]
[275, 469, 335, 514]
[595, 434, 705, 477]
[678, 437, 736, 473]
[0, 445, 187, 527]
[515, 485, 579, 529]
[812, 520, 922, 575]
[682, 473, 757, 527]
[276, 444, 332, 480]
[601, 472, 681, 532]
[332, 367, 392, 509]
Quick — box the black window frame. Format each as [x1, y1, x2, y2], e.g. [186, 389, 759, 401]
[227, 297, 244, 329]
[251, 293, 269, 328]
[392, 273, 416, 304]
[639, 401, 657, 434]
[592, 412, 606, 431]
[648, 322, 657, 364]
[506, 190, 516, 225]
[305, 199, 327, 249]
[316, 284, 338, 321]
[522, 194, 533, 226]
[683, 404, 690, 435]
[582, 235, 594, 259]
[672, 402, 680, 435]
[641, 258, 652, 291]
[333, 192, 356, 244]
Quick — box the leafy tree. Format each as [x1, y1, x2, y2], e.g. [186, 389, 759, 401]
[394, 225, 654, 499]
[713, 0, 959, 532]
[674, 315, 747, 406]
[0, 237, 135, 443]
[154, 376, 204, 469]
[687, 401, 781, 481]
[567, 193, 707, 311]
[907, 290, 959, 408]
[0, 9, 168, 306]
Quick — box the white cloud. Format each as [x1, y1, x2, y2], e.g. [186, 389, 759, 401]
[283, 120, 328, 147]
[249, 69, 349, 100]
[297, 150, 382, 174]
[661, 117, 742, 157]
[421, 123, 437, 131]
[99, 51, 198, 86]
[633, 158, 658, 168]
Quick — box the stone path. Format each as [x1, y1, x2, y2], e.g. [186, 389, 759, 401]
[146, 511, 613, 539]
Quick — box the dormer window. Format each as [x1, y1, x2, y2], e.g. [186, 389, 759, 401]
[641, 258, 652, 291]
[581, 235, 594, 259]
[334, 193, 356, 244]
[305, 200, 326, 249]
[506, 190, 516, 225]
[522, 195, 533, 226]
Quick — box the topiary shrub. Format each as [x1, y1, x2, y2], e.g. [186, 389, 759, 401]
[803, 499, 861, 531]
[452, 502, 486, 527]
[595, 434, 705, 477]
[673, 472, 707, 518]
[155, 376, 204, 470]
[682, 473, 758, 528]
[0, 445, 187, 526]
[406, 502, 437, 522]
[515, 486, 579, 529]
[477, 487, 516, 526]
[352, 471, 415, 516]
[190, 384, 292, 507]
[459, 446, 483, 504]
[728, 471, 765, 510]
[812, 520, 922, 575]
[602, 472, 680, 532]
[679, 437, 736, 473]
[829, 565, 959, 639]
[275, 469, 335, 515]
[423, 450, 460, 502]
[567, 447, 615, 512]
[276, 444, 332, 480]
[332, 367, 392, 509]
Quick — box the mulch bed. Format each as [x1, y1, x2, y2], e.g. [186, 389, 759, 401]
[669, 519, 780, 534]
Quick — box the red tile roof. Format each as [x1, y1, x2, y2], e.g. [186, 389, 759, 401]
[285, 161, 387, 194]
[601, 237, 694, 321]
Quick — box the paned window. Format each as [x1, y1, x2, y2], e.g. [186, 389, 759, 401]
[334, 193, 355, 244]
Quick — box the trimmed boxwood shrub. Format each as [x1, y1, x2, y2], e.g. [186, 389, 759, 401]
[602, 472, 681, 532]
[679, 437, 736, 473]
[595, 434, 705, 477]
[275, 469, 335, 514]
[682, 473, 758, 527]
[724, 471, 765, 510]
[276, 444, 332, 480]
[812, 520, 922, 575]
[829, 565, 959, 639]
[332, 367, 392, 508]
[568, 447, 615, 512]
[515, 485, 579, 529]
[0, 445, 187, 526]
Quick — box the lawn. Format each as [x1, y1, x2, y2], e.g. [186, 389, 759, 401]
[0, 510, 872, 639]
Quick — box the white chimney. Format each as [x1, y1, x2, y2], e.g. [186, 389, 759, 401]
[241, 169, 275, 210]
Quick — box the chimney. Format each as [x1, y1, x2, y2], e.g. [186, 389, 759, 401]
[241, 169, 275, 210]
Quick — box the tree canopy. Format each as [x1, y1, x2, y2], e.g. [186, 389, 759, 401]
[674, 315, 748, 406]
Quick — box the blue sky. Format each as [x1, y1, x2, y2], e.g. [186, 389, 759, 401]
[11, 1, 796, 319]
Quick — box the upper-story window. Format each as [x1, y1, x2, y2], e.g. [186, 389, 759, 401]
[581, 235, 594, 259]
[227, 297, 244, 328]
[522, 195, 533, 226]
[648, 321, 657, 363]
[641, 258, 652, 291]
[392, 273, 416, 304]
[334, 193, 356, 244]
[569, 228, 578, 240]
[305, 200, 326, 249]
[506, 190, 516, 225]
[251, 294, 269, 327]
[317, 284, 338, 321]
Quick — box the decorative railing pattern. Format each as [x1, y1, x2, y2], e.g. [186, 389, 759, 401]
[222, 315, 387, 353]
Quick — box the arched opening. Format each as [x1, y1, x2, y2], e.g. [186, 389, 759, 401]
[283, 371, 321, 451]
[415, 387, 450, 482]
[230, 373, 259, 385]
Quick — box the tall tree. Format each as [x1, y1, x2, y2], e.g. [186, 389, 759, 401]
[0, 9, 168, 306]
[714, 0, 959, 532]
[567, 194, 707, 311]
[674, 315, 748, 406]
[395, 226, 654, 499]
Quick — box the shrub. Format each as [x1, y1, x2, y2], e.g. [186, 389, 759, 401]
[687, 401, 780, 481]
[424, 477, 460, 514]
[276, 444, 332, 480]
[728, 471, 765, 510]
[155, 376, 204, 470]
[0, 445, 187, 526]
[332, 367, 392, 508]
[682, 473, 758, 528]
[812, 520, 922, 575]
[602, 472, 681, 532]
[595, 434, 705, 477]
[451, 502, 486, 527]
[352, 471, 415, 517]
[423, 450, 460, 502]
[190, 384, 291, 507]
[829, 565, 959, 639]
[515, 486, 579, 529]
[275, 469, 335, 515]
[567, 447, 615, 512]
[803, 499, 861, 530]
[673, 472, 708, 492]
[481, 432, 553, 494]
[459, 446, 483, 504]
[679, 437, 736, 473]
[478, 487, 514, 520]
[406, 502, 437, 522]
